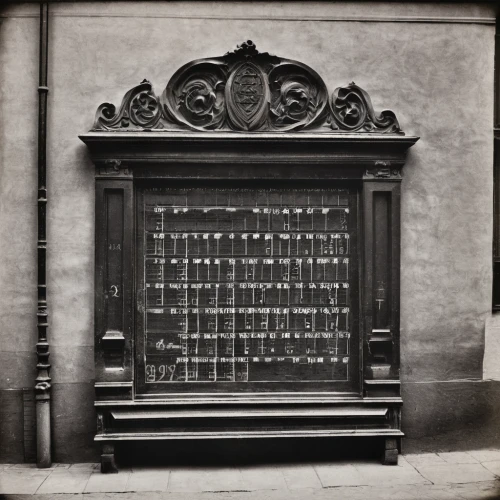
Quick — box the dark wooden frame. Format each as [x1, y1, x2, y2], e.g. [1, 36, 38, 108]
[80, 132, 418, 471]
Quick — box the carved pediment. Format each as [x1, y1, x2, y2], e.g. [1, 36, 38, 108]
[91, 40, 402, 134]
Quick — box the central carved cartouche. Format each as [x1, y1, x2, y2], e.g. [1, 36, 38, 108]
[226, 62, 269, 130]
[92, 41, 402, 134]
[232, 64, 265, 114]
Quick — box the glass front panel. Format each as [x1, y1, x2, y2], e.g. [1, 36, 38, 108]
[137, 186, 359, 394]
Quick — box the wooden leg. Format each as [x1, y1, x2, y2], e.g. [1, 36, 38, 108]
[101, 443, 118, 473]
[382, 437, 399, 465]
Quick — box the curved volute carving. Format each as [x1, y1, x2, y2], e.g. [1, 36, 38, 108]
[90, 41, 403, 134]
[269, 63, 328, 131]
[162, 62, 227, 130]
[93, 80, 165, 130]
[330, 82, 400, 133]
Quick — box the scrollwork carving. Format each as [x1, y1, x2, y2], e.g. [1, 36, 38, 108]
[269, 63, 328, 131]
[93, 80, 163, 130]
[90, 43, 404, 134]
[163, 63, 226, 130]
[330, 82, 401, 133]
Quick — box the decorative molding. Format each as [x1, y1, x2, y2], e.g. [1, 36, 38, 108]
[364, 161, 402, 180]
[91, 41, 402, 134]
[97, 159, 131, 177]
[2, 9, 496, 26]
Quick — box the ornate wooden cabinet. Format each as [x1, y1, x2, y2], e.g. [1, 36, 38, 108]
[80, 41, 418, 472]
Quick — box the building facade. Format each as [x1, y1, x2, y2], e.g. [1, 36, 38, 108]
[0, 1, 499, 464]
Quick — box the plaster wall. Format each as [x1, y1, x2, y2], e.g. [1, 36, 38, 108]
[0, 8, 38, 392]
[0, 1, 496, 461]
[0, 8, 39, 462]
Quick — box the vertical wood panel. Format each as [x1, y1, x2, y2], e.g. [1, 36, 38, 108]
[390, 184, 401, 377]
[105, 191, 124, 336]
[363, 180, 401, 387]
[373, 192, 390, 330]
[95, 177, 133, 384]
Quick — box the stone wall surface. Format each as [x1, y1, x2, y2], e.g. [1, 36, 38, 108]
[0, 1, 497, 461]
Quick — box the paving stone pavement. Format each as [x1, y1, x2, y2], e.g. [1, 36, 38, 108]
[1, 450, 500, 499]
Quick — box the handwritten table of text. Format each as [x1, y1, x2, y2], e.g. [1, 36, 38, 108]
[143, 188, 355, 384]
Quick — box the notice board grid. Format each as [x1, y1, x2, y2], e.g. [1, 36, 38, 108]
[138, 187, 358, 390]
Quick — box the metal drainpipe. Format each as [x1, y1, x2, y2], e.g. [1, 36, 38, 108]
[35, 1, 51, 468]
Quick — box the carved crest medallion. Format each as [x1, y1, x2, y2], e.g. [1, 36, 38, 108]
[226, 62, 269, 130]
[231, 63, 265, 115]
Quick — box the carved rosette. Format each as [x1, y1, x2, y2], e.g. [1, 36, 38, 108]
[90, 42, 404, 134]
